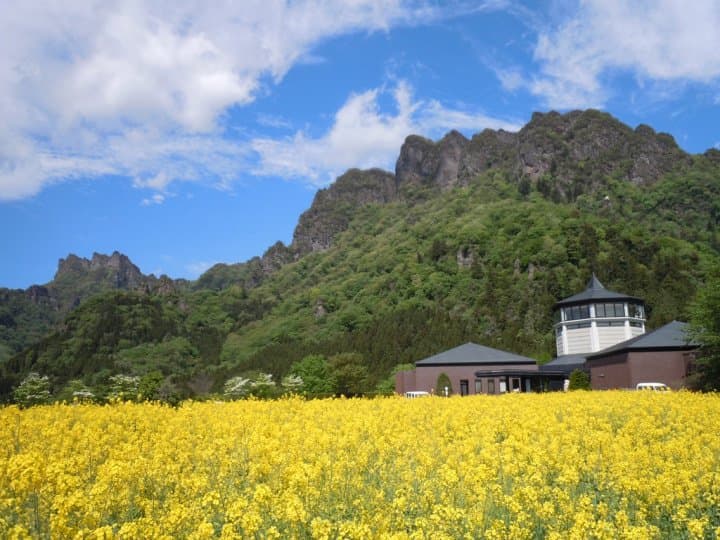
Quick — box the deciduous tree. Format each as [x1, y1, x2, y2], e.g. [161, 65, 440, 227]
[689, 272, 720, 391]
[14, 372, 51, 407]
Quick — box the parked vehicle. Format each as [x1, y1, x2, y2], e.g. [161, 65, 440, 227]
[404, 391, 430, 398]
[636, 382, 670, 391]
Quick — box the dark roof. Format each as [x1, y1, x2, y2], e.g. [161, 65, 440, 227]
[587, 321, 697, 360]
[540, 354, 587, 373]
[554, 274, 642, 308]
[473, 369, 566, 378]
[415, 342, 537, 366]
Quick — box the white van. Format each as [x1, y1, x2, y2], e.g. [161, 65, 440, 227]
[404, 391, 430, 398]
[636, 382, 670, 392]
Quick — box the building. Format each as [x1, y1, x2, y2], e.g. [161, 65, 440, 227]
[396, 276, 697, 395]
[587, 320, 697, 390]
[395, 342, 567, 395]
[553, 274, 646, 357]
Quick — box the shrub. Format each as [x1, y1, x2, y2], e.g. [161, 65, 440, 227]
[568, 369, 591, 390]
[436, 372, 453, 396]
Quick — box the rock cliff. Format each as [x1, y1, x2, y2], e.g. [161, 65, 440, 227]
[291, 168, 397, 254]
[289, 109, 689, 256]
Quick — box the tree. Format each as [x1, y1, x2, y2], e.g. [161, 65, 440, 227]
[435, 373, 452, 396]
[224, 376, 251, 399]
[375, 363, 415, 395]
[289, 355, 336, 396]
[57, 379, 95, 403]
[329, 353, 368, 396]
[688, 272, 720, 391]
[13, 372, 51, 407]
[248, 372, 277, 399]
[107, 374, 140, 401]
[428, 239, 449, 262]
[138, 371, 165, 401]
[223, 372, 278, 399]
[567, 369, 591, 390]
[280, 374, 304, 394]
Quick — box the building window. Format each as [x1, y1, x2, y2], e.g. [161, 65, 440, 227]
[594, 303, 625, 318]
[563, 305, 590, 321]
[629, 320, 643, 328]
[460, 380, 469, 396]
[629, 303, 645, 319]
[474, 379, 483, 394]
[487, 380, 495, 394]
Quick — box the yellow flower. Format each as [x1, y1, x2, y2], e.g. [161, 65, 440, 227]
[0, 392, 719, 537]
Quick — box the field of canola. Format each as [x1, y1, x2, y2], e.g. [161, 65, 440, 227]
[1, 391, 720, 539]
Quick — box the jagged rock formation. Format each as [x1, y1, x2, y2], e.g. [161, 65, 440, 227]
[395, 110, 686, 194]
[0, 251, 161, 359]
[54, 252, 147, 291]
[290, 109, 689, 256]
[291, 168, 397, 254]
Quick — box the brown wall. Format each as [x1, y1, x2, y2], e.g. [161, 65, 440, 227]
[628, 350, 694, 389]
[589, 354, 631, 390]
[589, 350, 695, 390]
[395, 370, 416, 395]
[397, 363, 538, 395]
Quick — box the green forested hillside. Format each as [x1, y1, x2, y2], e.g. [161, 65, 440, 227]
[0, 252, 170, 366]
[2, 111, 719, 401]
[217, 162, 719, 382]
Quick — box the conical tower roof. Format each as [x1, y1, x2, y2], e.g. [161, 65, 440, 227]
[553, 274, 642, 308]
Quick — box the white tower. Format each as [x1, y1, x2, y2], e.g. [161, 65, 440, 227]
[553, 274, 646, 356]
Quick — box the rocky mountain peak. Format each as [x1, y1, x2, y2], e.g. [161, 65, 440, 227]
[89, 251, 127, 271]
[288, 109, 693, 258]
[291, 168, 397, 254]
[54, 251, 146, 290]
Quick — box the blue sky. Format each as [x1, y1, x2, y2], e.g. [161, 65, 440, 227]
[1, 0, 719, 289]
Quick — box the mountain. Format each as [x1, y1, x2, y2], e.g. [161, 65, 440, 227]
[0, 252, 189, 364]
[2, 109, 719, 400]
[292, 109, 691, 256]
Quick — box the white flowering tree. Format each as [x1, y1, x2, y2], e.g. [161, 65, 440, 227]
[13, 372, 51, 408]
[251, 372, 276, 398]
[224, 376, 251, 398]
[60, 379, 96, 402]
[224, 372, 278, 399]
[107, 374, 140, 401]
[280, 374, 303, 394]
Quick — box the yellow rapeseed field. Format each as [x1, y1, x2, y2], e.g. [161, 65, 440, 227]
[1, 391, 719, 539]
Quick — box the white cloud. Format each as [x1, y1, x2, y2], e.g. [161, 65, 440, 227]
[256, 113, 293, 130]
[496, 69, 524, 91]
[252, 81, 520, 185]
[528, 0, 720, 108]
[0, 0, 462, 201]
[141, 193, 166, 206]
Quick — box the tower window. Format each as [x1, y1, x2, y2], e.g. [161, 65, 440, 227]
[563, 305, 590, 321]
[629, 303, 645, 319]
[594, 303, 625, 318]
